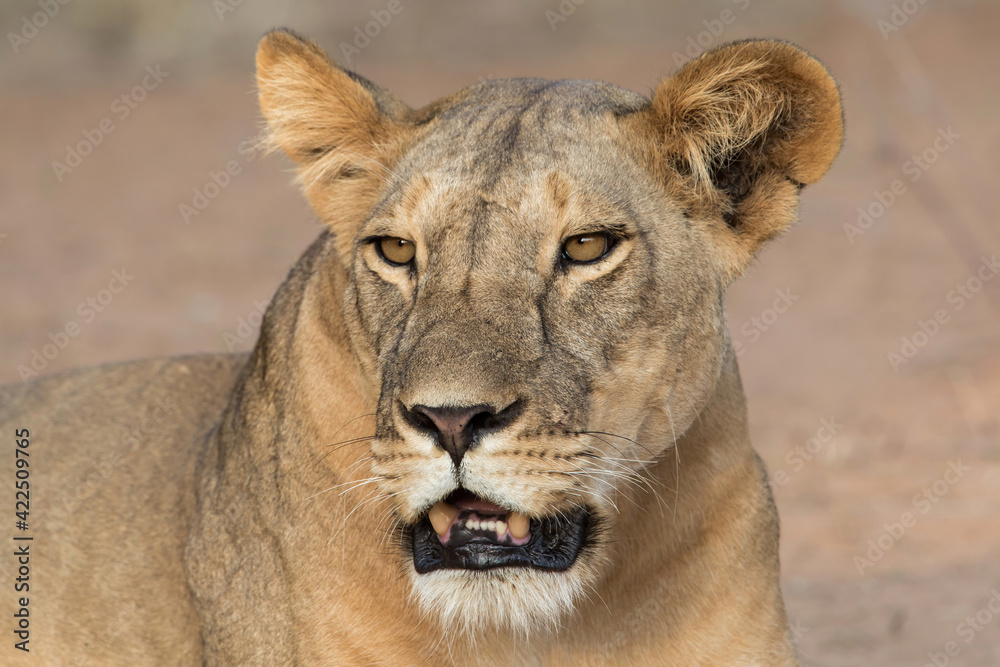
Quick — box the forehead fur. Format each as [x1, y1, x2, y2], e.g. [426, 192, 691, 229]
[406, 78, 647, 182]
[371, 79, 659, 244]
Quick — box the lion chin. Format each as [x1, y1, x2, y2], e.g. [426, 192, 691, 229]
[410, 567, 589, 638]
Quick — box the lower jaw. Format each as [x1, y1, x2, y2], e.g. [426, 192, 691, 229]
[410, 508, 591, 574]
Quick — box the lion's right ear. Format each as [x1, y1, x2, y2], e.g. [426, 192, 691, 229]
[256, 29, 415, 248]
[627, 39, 843, 282]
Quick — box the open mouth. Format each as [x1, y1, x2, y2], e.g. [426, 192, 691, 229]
[411, 489, 590, 573]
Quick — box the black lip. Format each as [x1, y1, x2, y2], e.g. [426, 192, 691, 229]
[411, 507, 590, 573]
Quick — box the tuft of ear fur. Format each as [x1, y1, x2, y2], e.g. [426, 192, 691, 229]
[255, 29, 416, 254]
[633, 39, 843, 280]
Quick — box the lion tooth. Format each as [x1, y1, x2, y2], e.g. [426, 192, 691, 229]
[468, 517, 480, 530]
[428, 502, 458, 537]
[495, 520, 507, 536]
[508, 512, 530, 540]
[485, 520, 496, 532]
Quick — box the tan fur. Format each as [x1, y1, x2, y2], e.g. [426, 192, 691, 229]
[0, 31, 842, 665]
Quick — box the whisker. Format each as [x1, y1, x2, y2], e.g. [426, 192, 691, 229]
[571, 436, 673, 514]
[325, 435, 377, 451]
[578, 455, 669, 513]
[342, 454, 375, 478]
[583, 580, 613, 617]
[316, 435, 376, 466]
[663, 403, 680, 524]
[576, 430, 658, 458]
[302, 475, 383, 502]
[336, 477, 385, 499]
[564, 453, 663, 499]
[341, 494, 389, 564]
[557, 471, 640, 512]
[327, 412, 377, 443]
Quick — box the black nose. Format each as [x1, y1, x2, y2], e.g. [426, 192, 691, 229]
[407, 402, 520, 467]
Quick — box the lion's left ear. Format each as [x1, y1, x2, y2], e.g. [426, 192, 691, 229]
[629, 39, 843, 280]
[255, 29, 416, 253]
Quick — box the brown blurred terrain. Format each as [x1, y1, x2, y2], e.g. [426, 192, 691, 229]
[2, 1, 999, 664]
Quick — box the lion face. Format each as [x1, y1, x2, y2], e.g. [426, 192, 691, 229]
[255, 31, 843, 634]
[341, 80, 726, 631]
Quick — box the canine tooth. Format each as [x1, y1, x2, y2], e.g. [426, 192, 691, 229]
[508, 512, 530, 540]
[428, 502, 458, 537]
[495, 520, 507, 536]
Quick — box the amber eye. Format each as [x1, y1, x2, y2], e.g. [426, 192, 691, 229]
[377, 237, 416, 266]
[561, 233, 613, 263]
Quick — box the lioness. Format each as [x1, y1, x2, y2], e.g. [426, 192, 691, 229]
[1, 31, 842, 665]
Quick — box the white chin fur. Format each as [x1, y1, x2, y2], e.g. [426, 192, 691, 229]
[409, 566, 586, 638]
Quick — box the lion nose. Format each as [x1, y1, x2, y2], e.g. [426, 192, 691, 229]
[407, 402, 519, 467]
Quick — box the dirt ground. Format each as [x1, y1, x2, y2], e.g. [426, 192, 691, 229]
[2, 1, 998, 664]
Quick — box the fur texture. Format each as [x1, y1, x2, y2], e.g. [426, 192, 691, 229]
[0, 31, 842, 665]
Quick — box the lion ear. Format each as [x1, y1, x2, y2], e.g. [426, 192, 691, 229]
[255, 29, 414, 248]
[637, 39, 843, 280]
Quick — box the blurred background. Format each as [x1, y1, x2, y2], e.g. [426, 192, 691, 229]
[2, 1, 998, 663]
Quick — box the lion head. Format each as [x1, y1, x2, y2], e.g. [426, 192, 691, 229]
[255, 30, 842, 636]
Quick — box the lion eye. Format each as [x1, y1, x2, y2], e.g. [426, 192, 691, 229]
[377, 237, 416, 266]
[561, 233, 613, 264]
